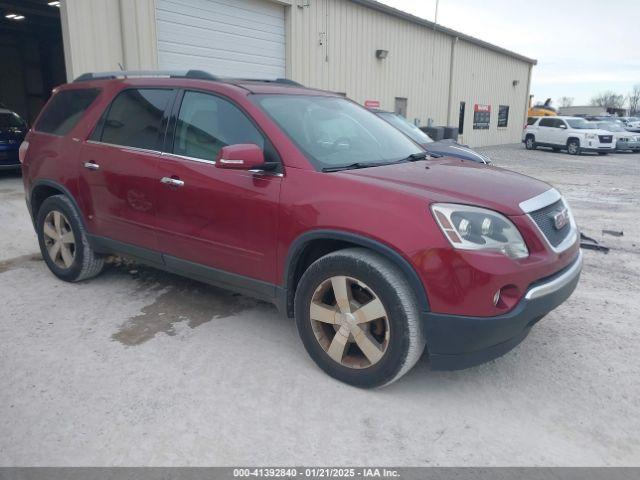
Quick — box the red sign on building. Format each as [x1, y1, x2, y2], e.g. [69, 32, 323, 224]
[364, 100, 380, 109]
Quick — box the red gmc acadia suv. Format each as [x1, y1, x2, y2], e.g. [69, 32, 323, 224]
[19, 71, 583, 388]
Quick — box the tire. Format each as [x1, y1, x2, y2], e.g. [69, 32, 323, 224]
[524, 135, 536, 150]
[567, 139, 581, 155]
[294, 248, 426, 388]
[36, 195, 105, 282]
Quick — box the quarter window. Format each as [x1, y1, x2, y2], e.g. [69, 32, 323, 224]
[35, 88, 100, 136]
[100, 89, 174, 151]
[172, 91, 264, 162]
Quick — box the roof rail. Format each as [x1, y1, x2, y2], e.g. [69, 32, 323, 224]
[73, 70, 219, 82]
[233, 78, 304, 87]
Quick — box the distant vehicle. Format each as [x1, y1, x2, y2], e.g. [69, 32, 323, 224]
[523, 116, 616, 155]
[0, 108, 27, 170]
[619, 117, 640, 132]
[594, 122, 640, 152]
[372, 110, 491, 164]
[528, 98, 557, 117]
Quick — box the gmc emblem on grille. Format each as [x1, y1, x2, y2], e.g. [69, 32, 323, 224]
[551, 208, 569, 230]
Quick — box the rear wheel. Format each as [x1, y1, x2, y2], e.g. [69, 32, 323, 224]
[567, 139, 581, 155]
[36, 195, 105, 282]
[524, 135, 536, 150]
[294, 248, 426, 388]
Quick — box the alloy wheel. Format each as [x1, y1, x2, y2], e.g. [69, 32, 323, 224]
[309, 276, 390, 369]
[43, 210, 76, 269]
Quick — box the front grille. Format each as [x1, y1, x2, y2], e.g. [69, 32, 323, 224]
[599, 135, 613, 143]
[529, 199, 572, 248]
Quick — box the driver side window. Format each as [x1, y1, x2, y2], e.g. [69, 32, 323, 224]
[173, 91, 264, 162]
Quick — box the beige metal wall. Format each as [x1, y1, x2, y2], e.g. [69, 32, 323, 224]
[60, 0, 158, 81]
[286, 0, 533, 147]
[448, 39, 532, 147]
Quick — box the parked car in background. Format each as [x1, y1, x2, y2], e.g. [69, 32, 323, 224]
[372, 110, 491, 164]
[619, 117, 640, 132]
[20, 71, 582, 388]
[594, 122, 640, 152]
[0, 108, 28, 170]
[523, 116, 616, 155]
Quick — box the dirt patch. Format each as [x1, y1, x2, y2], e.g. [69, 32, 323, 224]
[0, 253, 42, 273]
[110, 260, 272, 346]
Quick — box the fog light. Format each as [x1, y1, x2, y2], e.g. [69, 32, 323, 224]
[493, 289, 501, 306]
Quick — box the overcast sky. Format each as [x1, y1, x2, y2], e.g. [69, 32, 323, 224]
[378, 0, 640, 107]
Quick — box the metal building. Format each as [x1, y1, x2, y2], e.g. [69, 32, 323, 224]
[56, 0, 534, 147]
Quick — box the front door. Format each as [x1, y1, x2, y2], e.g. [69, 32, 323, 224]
[155, 90, 282, 285]
[78, 88, 175, 253]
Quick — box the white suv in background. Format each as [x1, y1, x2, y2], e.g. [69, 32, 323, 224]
[523, 116, 616, 155]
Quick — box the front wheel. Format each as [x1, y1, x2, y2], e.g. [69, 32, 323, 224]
[294, 248, 426, 388]
[567, 139, 581, 155]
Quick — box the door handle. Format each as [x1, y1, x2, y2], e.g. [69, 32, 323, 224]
[83, 161, 100, 171]
[160, 177, 185, 187]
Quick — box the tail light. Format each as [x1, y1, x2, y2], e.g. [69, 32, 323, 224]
[18, 141, 29, 164]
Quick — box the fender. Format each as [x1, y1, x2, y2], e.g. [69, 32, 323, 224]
[283, 229, 430, 317]
[28, 179, 86, 229]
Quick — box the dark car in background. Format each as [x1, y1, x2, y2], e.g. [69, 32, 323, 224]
[0, 108, 28, 170]
[373, 110, 491, 164]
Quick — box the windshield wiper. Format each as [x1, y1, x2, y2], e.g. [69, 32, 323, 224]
[403, 152, 429, 161]
[322, 162, 392, 172]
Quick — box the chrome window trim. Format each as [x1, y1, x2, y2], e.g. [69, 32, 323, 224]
[85, 140, 162, 156]
[525, 250, 582, 300]
[161, 151, 216, 165]
[519, 188, 561, 214]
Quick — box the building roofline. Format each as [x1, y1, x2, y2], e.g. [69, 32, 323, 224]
[349, 0, 538, 65]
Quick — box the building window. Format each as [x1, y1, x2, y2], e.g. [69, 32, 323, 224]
[394, 97, 408, 118]
[473, 104, 491, 130]
[498, 105, 509, 128]
[458, 101, 466, 134]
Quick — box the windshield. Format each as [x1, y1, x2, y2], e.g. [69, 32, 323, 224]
[0, 112, 26, 129]
[597, 122, 625, 132]
[377, 112, 434, 144]
[254, 95, 423, 169]
[566, 119, 594, 129]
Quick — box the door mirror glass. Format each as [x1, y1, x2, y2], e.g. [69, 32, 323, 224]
[559, 123, 567, 129]
[216, 144, 265, 170]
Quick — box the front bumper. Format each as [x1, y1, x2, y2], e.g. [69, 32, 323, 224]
[0, 147, 20, 169]
[424, 249, 583, 370]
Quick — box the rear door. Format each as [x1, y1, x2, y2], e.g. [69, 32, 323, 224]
[78, 88, 176, 256]
[154, 89, 282, 286]
[537, 117, 555, 143]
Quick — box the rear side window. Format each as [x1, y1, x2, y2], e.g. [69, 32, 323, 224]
[99, 89, 174, 151]
[539, 118, 554, 127]
[35, 88, 100, 136]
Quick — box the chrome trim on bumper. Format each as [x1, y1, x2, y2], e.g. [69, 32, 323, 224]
[525, 250, 583, 300]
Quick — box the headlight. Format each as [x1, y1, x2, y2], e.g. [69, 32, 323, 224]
[431, 203, 529, 259]
[585, 133, 598, 140]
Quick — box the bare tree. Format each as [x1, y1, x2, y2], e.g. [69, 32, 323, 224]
[558, 96, 574, 108]
[628, 84, 640, 115]
[590, 91, 625, 109]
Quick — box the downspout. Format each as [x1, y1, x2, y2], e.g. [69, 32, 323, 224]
[446, 36, 458, 126]
[524, 63, 533, 126]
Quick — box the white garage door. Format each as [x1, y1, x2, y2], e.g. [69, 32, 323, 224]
[156, 0, 286, 79]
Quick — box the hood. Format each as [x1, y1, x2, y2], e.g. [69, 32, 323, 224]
[424, 139, 490, 164]
[341, 158, 551, 216]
